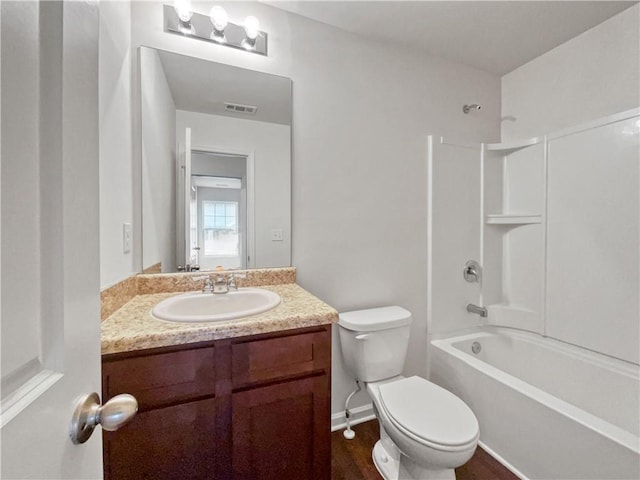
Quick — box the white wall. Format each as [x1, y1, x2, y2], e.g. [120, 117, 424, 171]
[427, 140, 482, 338]
[502, 4, 640, 140]
[99, 0, 133, 288]
[192, 152, 247, 179]
[176, 110, 291, 268]
[277, 7, 500, 414]
[100, 1, 503, 415]
[140, 47, 176, 272]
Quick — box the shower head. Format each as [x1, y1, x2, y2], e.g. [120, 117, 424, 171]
[463, 104, 481, 114]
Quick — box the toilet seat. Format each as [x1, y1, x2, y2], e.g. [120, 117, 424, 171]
[378, 376, 479, 452]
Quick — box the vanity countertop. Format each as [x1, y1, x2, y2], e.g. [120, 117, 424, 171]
[101, 283, 338, 355]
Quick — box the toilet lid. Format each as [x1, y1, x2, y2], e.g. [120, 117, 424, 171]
[338, 306, 412, 332]
[378, 376, 479, 447]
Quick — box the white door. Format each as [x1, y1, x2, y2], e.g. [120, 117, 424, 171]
[195, 180, 245, 270]
[176, 128, 195, 268]
[1, 2, 105, 477]
[188, 148, 254, 269]
[184, 128, 194, 265]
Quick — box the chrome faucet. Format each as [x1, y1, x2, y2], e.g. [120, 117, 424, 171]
[213, 274, 228, 294]
[466, 303, 488, 318]
[194, 272, 248, 294]
[177, 264, 200, 272]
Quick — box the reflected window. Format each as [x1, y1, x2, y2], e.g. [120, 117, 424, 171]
[203, 201, 239, 256]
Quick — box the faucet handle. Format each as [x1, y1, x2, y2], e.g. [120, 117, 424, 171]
[227, 273, 245, 291]
[192, 274, 214, 293]
[463, 260, 482, 284]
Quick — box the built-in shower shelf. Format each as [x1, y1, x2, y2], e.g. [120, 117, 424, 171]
[485, 214, 542, 225]
[486, 304, 538, 327]
[485, 137, 541, 153]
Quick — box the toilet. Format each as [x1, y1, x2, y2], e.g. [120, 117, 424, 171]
[338, 306, 479, 480]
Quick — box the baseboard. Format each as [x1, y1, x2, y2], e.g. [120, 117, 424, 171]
[478, 440, 528, 480]
[331, 403, 376, 432]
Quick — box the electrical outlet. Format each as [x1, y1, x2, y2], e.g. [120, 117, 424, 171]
[123, 223, 132, 253]
[271, 229, 283, 242]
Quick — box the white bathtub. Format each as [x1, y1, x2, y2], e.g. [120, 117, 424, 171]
[430, 328, 640, 480]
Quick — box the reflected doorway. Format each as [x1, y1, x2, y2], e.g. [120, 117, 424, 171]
[192, 176, 245, 269]
[187, 150, 252, 270]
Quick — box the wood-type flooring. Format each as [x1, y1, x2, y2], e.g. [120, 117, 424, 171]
[332, 420, 519, 480]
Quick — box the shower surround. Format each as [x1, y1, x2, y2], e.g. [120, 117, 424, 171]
[427, 109, 640, 479]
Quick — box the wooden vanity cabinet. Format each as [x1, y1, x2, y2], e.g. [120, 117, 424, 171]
[103, 398, 218, 479]
[102, 325, 331, 480]
[229, 328, 331, 480]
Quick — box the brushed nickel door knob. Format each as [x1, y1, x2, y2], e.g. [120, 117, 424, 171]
[70, 392, 138, 444]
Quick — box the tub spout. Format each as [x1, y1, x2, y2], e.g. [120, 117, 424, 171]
[466, 303, 487, 318]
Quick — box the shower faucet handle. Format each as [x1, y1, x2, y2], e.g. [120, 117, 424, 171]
[463, 260, 482, 283]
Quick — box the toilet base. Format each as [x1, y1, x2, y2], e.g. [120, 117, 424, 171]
[372, 440, 400, 479]
[372, 440, 456, 480]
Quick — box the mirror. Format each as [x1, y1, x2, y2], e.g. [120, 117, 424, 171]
[140, 47, 291, 273]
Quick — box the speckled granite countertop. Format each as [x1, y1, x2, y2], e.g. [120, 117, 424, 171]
[101, 283, 338, 355]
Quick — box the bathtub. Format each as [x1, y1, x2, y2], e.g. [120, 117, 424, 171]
[430, 328, 640, 480]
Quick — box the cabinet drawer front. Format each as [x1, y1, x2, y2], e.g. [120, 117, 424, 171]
[103, 347, 215, 410]
[231, 328, 330, 388]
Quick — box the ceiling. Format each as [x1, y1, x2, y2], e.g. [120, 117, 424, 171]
[156, 48, 292, 125]
[266, 1, 637, 75]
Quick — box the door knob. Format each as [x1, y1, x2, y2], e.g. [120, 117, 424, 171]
[70, 392, 138, 444]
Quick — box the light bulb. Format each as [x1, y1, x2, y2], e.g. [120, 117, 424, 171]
[173, 0, 193, 22]
[243, 16, 260, 40]
[210, 6, 228, 32]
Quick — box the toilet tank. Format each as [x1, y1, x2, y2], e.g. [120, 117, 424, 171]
[338, 306, 412, 382]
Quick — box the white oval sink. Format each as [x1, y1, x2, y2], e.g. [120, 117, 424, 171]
[152, 288, 281, 323]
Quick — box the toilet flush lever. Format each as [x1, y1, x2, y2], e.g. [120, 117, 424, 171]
[355, 334, 369, 341]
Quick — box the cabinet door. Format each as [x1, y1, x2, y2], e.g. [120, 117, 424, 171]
[232, 375, 330, 480]
[103, 398, 217, 480]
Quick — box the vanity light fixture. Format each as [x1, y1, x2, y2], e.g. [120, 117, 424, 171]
[242, 16, 260, 51]
[173, 0, 194, 35]
[210, 6, 228, 43]
[164, 4, 268, 56]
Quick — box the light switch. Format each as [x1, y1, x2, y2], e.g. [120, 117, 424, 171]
[123, 223, 132, 253]
[271, 229, 283, 242]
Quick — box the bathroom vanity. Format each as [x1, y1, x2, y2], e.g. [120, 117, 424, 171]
[100, 272, 336, 480]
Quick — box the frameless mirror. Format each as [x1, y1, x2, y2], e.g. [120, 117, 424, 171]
[139, 47, 291, 273]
